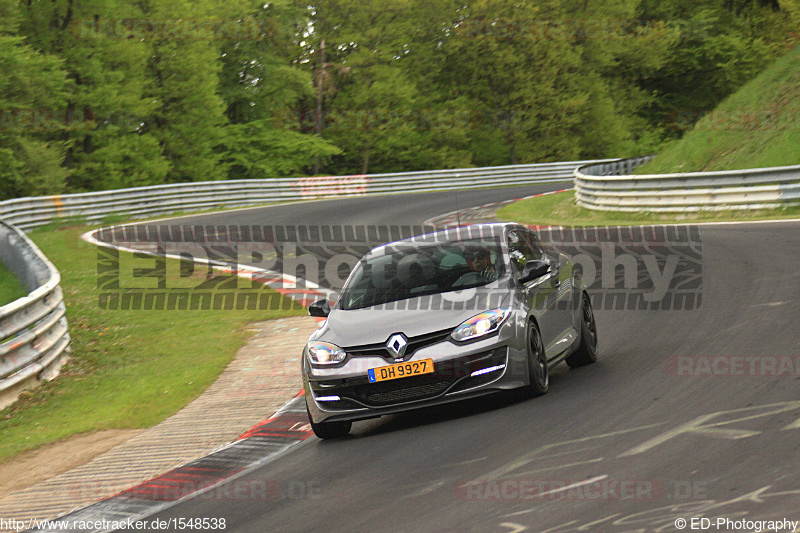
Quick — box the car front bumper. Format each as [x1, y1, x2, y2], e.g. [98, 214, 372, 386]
[305, 341, 528, 423]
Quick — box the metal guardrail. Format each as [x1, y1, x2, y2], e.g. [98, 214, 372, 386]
[0, 220, 70, 409]
[0, 155, 793, 407]
[0, 159, 609, 406]
[575, 157, 800, 211]
[0, 160, 611, 231]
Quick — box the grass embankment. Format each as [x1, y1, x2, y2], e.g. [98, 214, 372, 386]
[500, 46, 800, 226]
[0, 264, 27, 306]
[0, 225, 305, 462]
[497, 190, 800, 227]
[637, 46, 800, 174]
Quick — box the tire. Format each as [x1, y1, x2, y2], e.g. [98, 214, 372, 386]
[526, 320, 549, 396]
[307, 405, 351, 439]
[566, 293, 598, 368]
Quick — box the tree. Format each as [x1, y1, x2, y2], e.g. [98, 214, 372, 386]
[0, 0, 71, 200]
[217, 0, 341, 178]
[636, 0, 794, 138]
[294, 0, 474, 175]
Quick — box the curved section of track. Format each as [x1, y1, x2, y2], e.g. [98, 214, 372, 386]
[143, 184, 560, 228]
[121, 185, 800, 531]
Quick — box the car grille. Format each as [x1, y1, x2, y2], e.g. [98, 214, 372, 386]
[364, 379, 452, 405]
[343, 328, 453, 361]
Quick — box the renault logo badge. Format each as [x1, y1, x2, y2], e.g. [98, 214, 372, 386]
[386, 333, 408, 358]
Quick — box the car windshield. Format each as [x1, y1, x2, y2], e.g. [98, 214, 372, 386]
[339, 237, 505, 310]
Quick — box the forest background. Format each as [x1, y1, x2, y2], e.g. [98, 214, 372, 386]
[2, 0, 798, 200]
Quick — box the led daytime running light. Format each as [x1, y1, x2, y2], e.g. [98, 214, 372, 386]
[470, 364, 506, 377]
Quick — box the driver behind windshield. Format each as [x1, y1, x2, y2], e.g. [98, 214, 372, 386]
[465, 246, 497, 282]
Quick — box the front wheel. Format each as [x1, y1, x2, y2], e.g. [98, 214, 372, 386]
[526, 321, 549, 396]
[307, 405, 351, 439]
[566, 293, 598, 368]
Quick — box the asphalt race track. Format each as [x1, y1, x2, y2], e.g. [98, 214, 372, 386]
[129, 185, 800, 532]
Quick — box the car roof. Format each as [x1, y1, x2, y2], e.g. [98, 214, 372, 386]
[368, 222, 524, 256]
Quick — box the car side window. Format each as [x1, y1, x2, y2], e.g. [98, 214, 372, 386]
[507, 230, 539, 275]
[524, 231, 546, 257]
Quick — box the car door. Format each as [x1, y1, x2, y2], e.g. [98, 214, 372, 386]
[507, 229, 564, 359]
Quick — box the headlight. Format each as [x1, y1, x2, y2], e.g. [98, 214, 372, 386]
[306, 341, 346, 365]
[451, 308, 511, 342]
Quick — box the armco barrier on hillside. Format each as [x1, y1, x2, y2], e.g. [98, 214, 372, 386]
[0, 161, 607, 406]
[0, 220, 71, 408]
[1, 156, 790, 406]
[0, 160, 610, 231]
[575, 157, 800, 211]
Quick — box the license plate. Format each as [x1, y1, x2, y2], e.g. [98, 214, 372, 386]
[368, 359, 434, 383]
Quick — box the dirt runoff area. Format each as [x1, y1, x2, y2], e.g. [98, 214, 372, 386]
[0, 429, 142, 495]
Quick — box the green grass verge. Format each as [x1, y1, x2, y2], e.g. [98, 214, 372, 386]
[0, 263, 27, 306]
[637, 46, 800, 174]
[496, 190, 800, 226]
[0, 225, 305, 463]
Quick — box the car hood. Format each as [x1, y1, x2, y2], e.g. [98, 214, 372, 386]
[312, 287, 511, 346]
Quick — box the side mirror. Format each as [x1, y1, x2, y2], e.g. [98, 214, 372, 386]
[308, 299, 331, 317]
[519, 260, 550, 283]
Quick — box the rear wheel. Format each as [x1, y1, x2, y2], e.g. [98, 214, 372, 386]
[526, 321, 549, 396]
[307, 405, 351, 439]
[566, 293, 598, 368]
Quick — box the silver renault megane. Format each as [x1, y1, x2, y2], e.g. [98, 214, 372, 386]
[302, 223, 598, 438]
